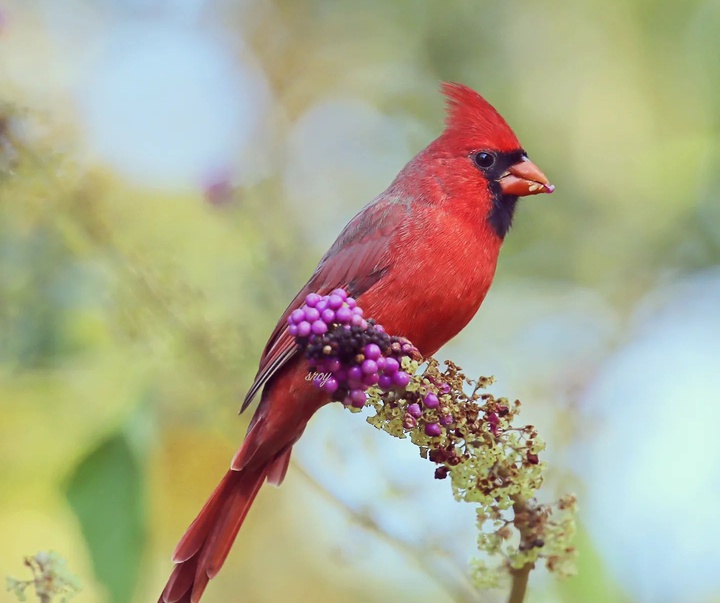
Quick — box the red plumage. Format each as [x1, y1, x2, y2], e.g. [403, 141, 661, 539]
[159, 82, 553, 603]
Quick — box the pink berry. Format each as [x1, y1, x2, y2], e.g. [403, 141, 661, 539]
[349, 389, 366, 408]
[378, 375, 393, 390]
[374, 324, 385, 333]
[393, 371, 410, 388]
[335, 306, 352, 323]
[297, 321, 311, 337]
[352, 307, 364, 317]
[351, 314, 364, 327]
[361, 359, 378, 375]
[407, 403, 422, 418]
[322, 377, 339, 394]
[383, 357, 399, 374]
[327, 294, 344, 310]
[423, 393, 439, 408]
[311, 320, 328, 335]
[305, 293, 321, 308]
[364, 343, 381, 360]
[363, 372, 379, 386]
[425, 423, 441, 437]
[304, 307, 320, 322]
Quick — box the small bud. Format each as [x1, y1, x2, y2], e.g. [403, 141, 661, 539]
[403, 414, 417, 429]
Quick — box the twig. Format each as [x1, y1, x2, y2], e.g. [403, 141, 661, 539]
[507, 564, 532, 603]
[506, 498, 535, 603]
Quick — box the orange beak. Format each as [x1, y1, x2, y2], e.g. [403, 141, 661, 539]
[498, 158, 555, 197]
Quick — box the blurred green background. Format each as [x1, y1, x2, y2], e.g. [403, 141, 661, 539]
[1, 1, 719, 602]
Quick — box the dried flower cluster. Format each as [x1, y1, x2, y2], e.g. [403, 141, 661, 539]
[365, 357, 577, 587]
[6, 551, 81, 603]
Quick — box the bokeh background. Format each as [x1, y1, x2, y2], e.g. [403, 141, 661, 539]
[1, 1, 719, 602]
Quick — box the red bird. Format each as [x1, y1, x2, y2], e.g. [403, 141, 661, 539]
[159, 83, 553, 603]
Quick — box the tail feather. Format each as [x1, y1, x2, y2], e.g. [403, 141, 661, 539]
[201, 468, 267, 578]
[159, 465, 269, 603]
[266, 448, 292, 486]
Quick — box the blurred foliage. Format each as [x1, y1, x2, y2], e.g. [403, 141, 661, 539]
[64, 433, 144, 603]
[1, 0, 719, 602]
[6, 551, 81, 603]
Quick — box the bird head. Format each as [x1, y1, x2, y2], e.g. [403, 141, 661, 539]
[430, 82, 554, 238]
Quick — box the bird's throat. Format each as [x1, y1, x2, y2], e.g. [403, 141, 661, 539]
[487, 189, 518, 239]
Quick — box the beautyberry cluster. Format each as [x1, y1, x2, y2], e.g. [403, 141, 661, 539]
[288, 289, 419, 408]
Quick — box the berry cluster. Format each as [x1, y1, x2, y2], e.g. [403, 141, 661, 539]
[288, 289, 419, 408]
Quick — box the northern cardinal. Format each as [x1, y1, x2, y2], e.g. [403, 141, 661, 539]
[159, 83, 553, 603]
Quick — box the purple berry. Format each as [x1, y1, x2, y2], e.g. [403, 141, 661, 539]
[383, 357, 399, 374]
[351, 314, 364, 327]
[311, 320, 328, 335]
[321, 308, 335, 324]
[290, 309, 305, 324]
[423, 393, 439, 409]
[331, 288, 348, 300]
[288, 324, 298, 337]
[407, 403, 422, 419]
[393, 371, 410, 388]
[375, 357, 386, 371]
[305, 293, 321, 308]
[352, 306, 364, 317]
[335, 368, 348, 382]
[297, 321, 311, 337]
[335, 306, 352, 323]
[327, 294, 344, 310]
[304, 307, 320, 322]
[364, 343, 381, 360]
[440, 414, 454, 426]
[378, 374, 393, 390]
[346, 297, 357, 309]
[322, 377, 339, 394]
[361, 359, 378, 375]
[360, 319, 368, 330]
[425, 422, 442, 437]
[363, 372, 379, 386]
[348, 366, 362, 381]
[326, 358, 341, 373]
[315, 299, 328, 313]
[374, 324, 385, 333]
[349, 389, 366, 408]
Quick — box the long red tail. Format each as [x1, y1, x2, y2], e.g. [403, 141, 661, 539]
[158, 464, 269, 603]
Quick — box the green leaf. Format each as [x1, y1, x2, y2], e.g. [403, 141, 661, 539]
[65, 432, 145, 603]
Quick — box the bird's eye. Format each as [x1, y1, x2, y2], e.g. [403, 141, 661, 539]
[473, 152, 495, 169]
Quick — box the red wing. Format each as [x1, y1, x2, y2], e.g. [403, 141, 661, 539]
[240, 196, 407, 412]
